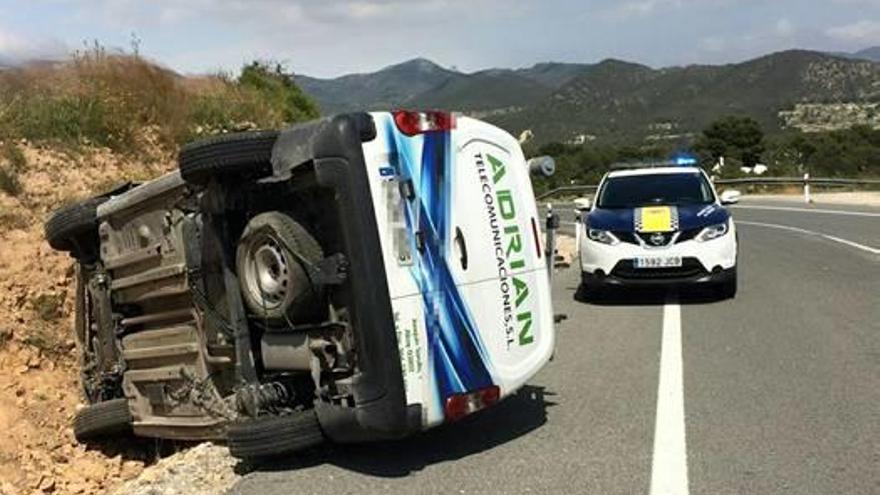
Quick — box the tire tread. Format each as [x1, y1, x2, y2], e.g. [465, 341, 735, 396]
[178, 130, 279, 185]
[227, 411, 324, 459]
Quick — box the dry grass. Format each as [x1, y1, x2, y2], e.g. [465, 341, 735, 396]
[0, 48, 317, 154]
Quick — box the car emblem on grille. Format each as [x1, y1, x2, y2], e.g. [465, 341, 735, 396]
[649, 233, 667, 246]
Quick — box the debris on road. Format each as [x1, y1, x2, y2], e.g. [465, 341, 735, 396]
[110, 443, 241, 495]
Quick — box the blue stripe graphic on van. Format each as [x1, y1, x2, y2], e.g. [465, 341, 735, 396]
[384, 121, 494, 408]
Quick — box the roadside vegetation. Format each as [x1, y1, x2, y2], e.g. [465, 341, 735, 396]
[0, 46, 318, 155]
[529, 116, 880, 194]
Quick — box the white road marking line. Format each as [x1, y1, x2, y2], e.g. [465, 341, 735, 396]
[650, 299, 689, 495]
[738, 220, 880, 255]
[732, 205, 880, 218]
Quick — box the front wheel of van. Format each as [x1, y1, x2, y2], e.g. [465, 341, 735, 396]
[227, 410, 324, 460]
[44, 196, 107, 261]
[73, 398, 133, 442]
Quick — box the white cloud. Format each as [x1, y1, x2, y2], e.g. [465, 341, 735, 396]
[775, 18, 795, 37]
[826, 20, 880, 44]
[604, 0, 740, 20]
[0, 28, 67, 64]
[608, 0, 681, 19]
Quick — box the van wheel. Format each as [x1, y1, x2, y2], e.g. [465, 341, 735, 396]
[236, 212, 324, 325]
[227, 410, 324, 460]
[73, 398, 132, 442]
[44, 197, 107, 260]
[178, 130, 279, 185]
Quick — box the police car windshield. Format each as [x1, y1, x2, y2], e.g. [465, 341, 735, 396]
[597, 172, 714, 209]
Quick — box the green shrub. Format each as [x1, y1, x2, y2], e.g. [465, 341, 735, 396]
[238, 61, 320, 123]
[2, 143, 27, 171]
[0, 48, 319, 154]
[0, 166, 22, 196]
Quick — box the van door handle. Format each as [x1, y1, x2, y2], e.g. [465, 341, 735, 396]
[454, 227, 468, 270]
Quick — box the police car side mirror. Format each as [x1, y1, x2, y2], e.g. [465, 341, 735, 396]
[527, 156, 555, 177]
[720, 190, 741, 205]
[573, 197, 592, 211]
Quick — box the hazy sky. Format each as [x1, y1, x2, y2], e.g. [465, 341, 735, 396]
[0, 0, 877, 77]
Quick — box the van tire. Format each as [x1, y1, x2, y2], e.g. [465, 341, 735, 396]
[178, 130, 279, 185]
[236, 212, 324, 325]
[227, 411, 324, 460]
[73, 398, 132, 442]
[44, 197, 107, 257]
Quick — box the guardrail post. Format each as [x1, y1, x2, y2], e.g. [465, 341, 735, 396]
[803, 173, 811, 204]
[545, 203, 559, 279]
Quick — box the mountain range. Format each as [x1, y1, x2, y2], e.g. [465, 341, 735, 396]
[296, 48, 880, 143]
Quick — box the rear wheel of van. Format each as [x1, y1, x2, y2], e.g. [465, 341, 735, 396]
[44, 197, 107, 261]
[73, 398, 133, 442]
[226, 410, 324, 460]
[236, 212, 324, 325]
[178, 130, 279, 185]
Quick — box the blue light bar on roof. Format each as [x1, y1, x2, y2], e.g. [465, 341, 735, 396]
[674, 156, 698, 166]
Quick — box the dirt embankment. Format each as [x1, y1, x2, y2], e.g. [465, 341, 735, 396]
[0, 140, 173, 495]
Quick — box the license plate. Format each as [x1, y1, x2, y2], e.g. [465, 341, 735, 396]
[634, 256, 682, 269]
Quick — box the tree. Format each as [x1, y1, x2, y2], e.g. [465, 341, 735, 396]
[238, 61, 319, 123]
[696, 116, 765, 168]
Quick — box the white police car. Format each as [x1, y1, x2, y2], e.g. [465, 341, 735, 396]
[576, 163, 739, 298]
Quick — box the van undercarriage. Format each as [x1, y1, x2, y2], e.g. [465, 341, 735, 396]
[47, 114, 416, 459]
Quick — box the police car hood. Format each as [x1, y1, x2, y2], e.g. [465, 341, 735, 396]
[586, 203, 729, 232]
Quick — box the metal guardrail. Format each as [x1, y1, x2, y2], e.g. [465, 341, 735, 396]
[536, 185, 598, 201]
[537, 176, 880, 201]
[714, 177, 880, 186]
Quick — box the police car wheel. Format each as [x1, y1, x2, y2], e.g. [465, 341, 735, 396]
[578, 272, 600, 301]
[717, 268, 737, 299]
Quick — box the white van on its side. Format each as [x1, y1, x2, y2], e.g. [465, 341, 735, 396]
[44, 110, 555, 459]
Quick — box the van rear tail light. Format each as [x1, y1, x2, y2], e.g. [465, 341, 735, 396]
[443, 385, 500, 422]
[392, 110, 456, 136]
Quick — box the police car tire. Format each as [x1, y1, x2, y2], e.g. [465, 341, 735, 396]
[578, 272, 600, 301]
[178, 130, 279, 185]
[718, 269, 737, 299]
[73, 398, 133, 442]
[227, 410, 324, 460]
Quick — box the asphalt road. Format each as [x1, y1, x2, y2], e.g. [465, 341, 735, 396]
[230, 199, 879, 495]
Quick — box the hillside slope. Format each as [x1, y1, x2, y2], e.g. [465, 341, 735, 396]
[299, 50, 880, 142]
[0, 142, 174, 495]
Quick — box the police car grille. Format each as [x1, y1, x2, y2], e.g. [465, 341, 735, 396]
[613, 231, 639, 245]
[636, 232, 676, 246]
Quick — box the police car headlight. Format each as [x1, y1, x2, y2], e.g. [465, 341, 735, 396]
[697, 222, 728, 242]
[587, 228, 619, 245]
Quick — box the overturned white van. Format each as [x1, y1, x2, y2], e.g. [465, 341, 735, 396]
[44, 111, 555, 459]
